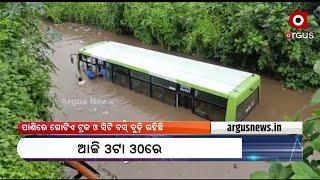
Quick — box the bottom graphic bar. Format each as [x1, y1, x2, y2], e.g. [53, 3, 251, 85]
[17, 135, 302, 161]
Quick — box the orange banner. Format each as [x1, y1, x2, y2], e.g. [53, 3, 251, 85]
[18, 121, 211, 135]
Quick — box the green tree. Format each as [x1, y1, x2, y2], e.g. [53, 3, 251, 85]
[251, 59, 320, 179]
[0, 3, 62, 178]
[45, 2, 320, 89]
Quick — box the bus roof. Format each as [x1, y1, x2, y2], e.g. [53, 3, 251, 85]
[79, 41, 256, 98]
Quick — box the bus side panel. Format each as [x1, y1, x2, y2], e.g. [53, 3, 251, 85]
[225, 74, 261, 121]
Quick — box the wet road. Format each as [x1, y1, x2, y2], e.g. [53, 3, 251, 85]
[48, 22, 314, 179]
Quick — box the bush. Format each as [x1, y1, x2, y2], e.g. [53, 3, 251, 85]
[45, 2, 126, 33]
[0, 3, 62, 178]
[250, 60, 320, 179]
[45, 2, 320, 90]
[124, 2, 320, 89]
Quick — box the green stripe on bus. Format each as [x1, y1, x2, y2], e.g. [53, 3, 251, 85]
[225, 74, 260, 121]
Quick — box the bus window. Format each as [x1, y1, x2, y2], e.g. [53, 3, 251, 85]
[106, 61, 113, 69]
[79, 60, 85, 71]
[113, 71, 130, 89]
[113, 64, 130, 75]
[78, 54, 86, 71]
[97, 59, 104, 66]
[151, 76, 176, 90]
[79, 54, 87, 61]
[236, 88, 259, 120]
[131, 70, 150, 82]
[86, 56, 92, 64]
[151, 85, 175, 106]
[131, 78, 150, 96]
[193, 99, 225, 121]
[131, 70, 151, 96]
[90, 57, 98, 74]
[96, 58, 105, 75]
[104, 61, 113, 81]
[82, 55, 89, 71]
[106, 69, 113, 81]
[194, 90, 227, 107]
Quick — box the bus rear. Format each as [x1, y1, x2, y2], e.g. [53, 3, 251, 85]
[225, 74, 260, 121]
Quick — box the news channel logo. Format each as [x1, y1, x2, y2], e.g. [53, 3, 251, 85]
[285, 10, 316, 40]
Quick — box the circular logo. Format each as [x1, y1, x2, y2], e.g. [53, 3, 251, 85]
[288, 10, 308, 29]
[292, 15, 304, 26]
[285, 32, 292, 39]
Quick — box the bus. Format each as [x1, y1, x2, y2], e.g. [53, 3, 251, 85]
[73, 41, 260, 121]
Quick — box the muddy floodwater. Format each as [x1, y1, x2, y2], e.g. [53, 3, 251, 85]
[49, 22, 314, 179]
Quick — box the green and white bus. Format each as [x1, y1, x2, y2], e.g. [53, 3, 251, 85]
[74, 41, 260, 121]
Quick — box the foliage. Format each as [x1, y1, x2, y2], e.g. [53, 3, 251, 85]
[0, 2, 62, 178]
[46, 2, 320, 89]
[12, 2, 320, 178]
[124, 3, 183, 50]
[251, 60, 320, 179]
[0, 132, 61, 178]
[45, 2, 126, 33]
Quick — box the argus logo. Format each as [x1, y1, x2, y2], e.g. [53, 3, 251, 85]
[285, 10, 315, 40]
[288, 10, 308, 29]
[285, 32, 314, 39]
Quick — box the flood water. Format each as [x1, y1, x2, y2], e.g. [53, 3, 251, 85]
[48, 22, 314, 179]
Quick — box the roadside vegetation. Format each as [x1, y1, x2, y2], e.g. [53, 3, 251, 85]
[0, 2, 319, 179]
[0, 3, 62, 178]
[251, 60, 320, 179]
[44, 3, 320, 179]
[45, 2, 320, 90]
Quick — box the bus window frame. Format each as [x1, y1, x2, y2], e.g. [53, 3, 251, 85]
[193, 98, 226, 121]
[151, 76, 177, 91]
[194, 89, 227, 108]
[150, 76, 177, 106]
[112, 64, 131, 89]
[113, 64, 130, 76]
[151, 84, 176, 106]
[131, 77, 151, 96]
[131, 70, 150, 82]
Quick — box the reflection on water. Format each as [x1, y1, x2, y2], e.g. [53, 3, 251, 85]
[49, 22, 313, 179]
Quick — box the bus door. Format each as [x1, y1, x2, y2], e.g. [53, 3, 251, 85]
[177, 85, 193, 109]
[96, 59, 105, 75]
[90, 57, 98, 74]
